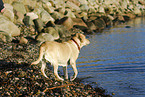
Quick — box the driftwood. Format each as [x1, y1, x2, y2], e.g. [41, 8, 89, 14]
[43, 84, 75, 93]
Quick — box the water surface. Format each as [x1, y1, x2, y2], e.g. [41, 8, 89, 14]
[70, 17, 145, 97]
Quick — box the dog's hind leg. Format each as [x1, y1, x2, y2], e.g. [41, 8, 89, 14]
[63, 66, 68, 80]
[70, 62, 78, 81]
[41, 60, 48, 78]
[54, 63, 64, 81]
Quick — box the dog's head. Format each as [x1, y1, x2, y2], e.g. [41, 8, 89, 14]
[74, 33, 90, 48]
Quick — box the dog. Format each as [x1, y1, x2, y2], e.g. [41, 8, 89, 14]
[31, 33, 90, 81]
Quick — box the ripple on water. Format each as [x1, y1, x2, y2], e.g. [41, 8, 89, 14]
[68, 18, 145, 97]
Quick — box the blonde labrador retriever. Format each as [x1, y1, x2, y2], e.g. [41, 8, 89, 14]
[31, 33, 90, 81]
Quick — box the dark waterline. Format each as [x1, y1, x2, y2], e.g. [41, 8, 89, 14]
[69, 17, 145, 97]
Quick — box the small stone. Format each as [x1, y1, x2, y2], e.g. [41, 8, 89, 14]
[76, 88, 80, 91]
[55, 93, 60, 96]
[14, 77, 19, 81]
[19, 37, 28, 44]
[18, 71, 27, 77]
[26, 12, 38, 20]
[6, 92, 11, 96]
[5, 71, 12, 76]
[35, 82, 40, 86]
[40, 92, 45, 95]
[23, 87, 27, 90]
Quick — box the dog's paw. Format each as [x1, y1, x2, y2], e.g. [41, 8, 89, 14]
[59, 78, 64, 81]
[31, 62, 35, 65]
[70, 77, 76, 81]
[56, 78, 64, 81]
[31, 61, 38, 65]
[30, 62, 35, 67]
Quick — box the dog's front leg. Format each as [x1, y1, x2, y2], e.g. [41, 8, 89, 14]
[41, 61, 48, 78]
[54, 64, 64, 81]
[63, 66, 68, 80]
[70, 62, 78, 81]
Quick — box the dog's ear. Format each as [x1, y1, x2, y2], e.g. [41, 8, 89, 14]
[75, 33, 79, 37]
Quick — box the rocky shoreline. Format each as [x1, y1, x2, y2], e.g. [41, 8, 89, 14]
[0, 0, 145, 96]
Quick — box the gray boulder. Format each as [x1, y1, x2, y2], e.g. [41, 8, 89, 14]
[40, 10, 55, 23]
[42, 1, 54, 13]
[33, 18, 44, 32]
[65, 9, 76, 18]
[2, 4, 14, 22]
[50, 11, 64, 20]
[56, 17, 74, 30]
[54, 25, 72, 39]
[93, 18, 106, 30]
[12, 1, 26, 15]
[0, 31, 12, 42]
[66, 1, 80, 11]
[26, 12, 38, 20]
[0, 15, 20, 37]
[36, 33, 54, 43]
[80, 4, 89, 12]
[43, 27, 60, 40]
[14, 11, 24, 24]
[72, 18, 88, 29]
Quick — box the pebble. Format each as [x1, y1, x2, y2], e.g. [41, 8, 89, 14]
[5, 71, 12, 76]
[19, 37, 28, 44]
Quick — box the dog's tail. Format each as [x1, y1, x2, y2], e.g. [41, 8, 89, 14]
[31, 43, 45, 65]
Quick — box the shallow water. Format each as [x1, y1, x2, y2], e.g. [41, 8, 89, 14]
[69, 17, 145, 97]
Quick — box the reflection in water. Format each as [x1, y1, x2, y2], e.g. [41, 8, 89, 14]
[68, 17, 145, 97]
